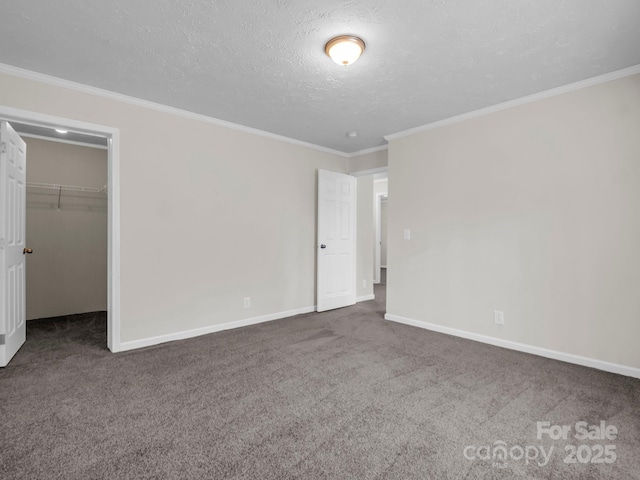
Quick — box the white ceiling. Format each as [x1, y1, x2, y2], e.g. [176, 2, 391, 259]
[1, 1, 639, 154]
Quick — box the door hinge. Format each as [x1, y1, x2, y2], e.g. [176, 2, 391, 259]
[0, 141, 6, 154]
[0, 334, 5, 345]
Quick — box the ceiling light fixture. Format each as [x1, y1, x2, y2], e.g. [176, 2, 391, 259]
[325, 35, 365, 66]
[55, 129, 68, 134]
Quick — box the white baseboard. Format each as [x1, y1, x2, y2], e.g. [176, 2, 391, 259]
[119, 306, 316, 352]
[356, 294, 375, 303]
[384, 314, 640, 379]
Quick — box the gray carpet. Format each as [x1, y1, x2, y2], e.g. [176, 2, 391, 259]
[2, 286, 639, 479]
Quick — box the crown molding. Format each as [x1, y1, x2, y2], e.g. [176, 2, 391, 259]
[346, 144, 388, 158]
[385, 64, 640, 142]
[0, 63, 350, 158]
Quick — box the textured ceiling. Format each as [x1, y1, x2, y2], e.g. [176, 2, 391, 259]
[1, 0, 639, 153]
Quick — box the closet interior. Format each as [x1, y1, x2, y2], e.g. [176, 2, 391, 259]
[22, 134, 108, 322]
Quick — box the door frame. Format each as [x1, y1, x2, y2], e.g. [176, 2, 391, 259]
[0, 105, 121, 352]
[380, 196, 388, 269]
[374, 191, 387, 284]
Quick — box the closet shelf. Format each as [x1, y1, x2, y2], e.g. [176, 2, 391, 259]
[26, 182, 107, 194]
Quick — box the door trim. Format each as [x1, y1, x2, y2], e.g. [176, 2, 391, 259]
[0, 105, 121, 352]
[374, 191, 387, 284]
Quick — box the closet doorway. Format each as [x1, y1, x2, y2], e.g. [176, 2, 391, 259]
[0, 107, 121, 364]
[20, 129, 109, 347]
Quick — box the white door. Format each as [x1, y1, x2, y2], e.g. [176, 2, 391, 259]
[0, 121, 27, 367]
[317, 169, 356, 312]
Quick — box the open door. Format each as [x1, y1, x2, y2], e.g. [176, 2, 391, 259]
[317, 169, 356, 312]
[0, 121, 27, 367]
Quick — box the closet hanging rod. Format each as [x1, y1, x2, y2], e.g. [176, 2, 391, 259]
[26, 182, 107, 193]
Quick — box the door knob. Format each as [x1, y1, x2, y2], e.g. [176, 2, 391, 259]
[320, 244, 326, 249]
[23, 248, 33, 254]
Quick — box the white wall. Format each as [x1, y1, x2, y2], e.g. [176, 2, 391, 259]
[347, 148, 388, 174]
[387, 73, 640, 370]
[374, 178, 388, 197]
[25, 137, 107, 319]
[0, 70, 347, 344]
[356, 175, 374, 300]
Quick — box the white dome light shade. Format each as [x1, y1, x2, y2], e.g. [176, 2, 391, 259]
[325, 36, 365, 66]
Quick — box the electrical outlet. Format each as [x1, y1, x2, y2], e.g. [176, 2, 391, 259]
[403, 229, 411, 240]
[494, 310, 504, 325]
[363, 279, 367, 289]
[243, 297, 251, 309]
